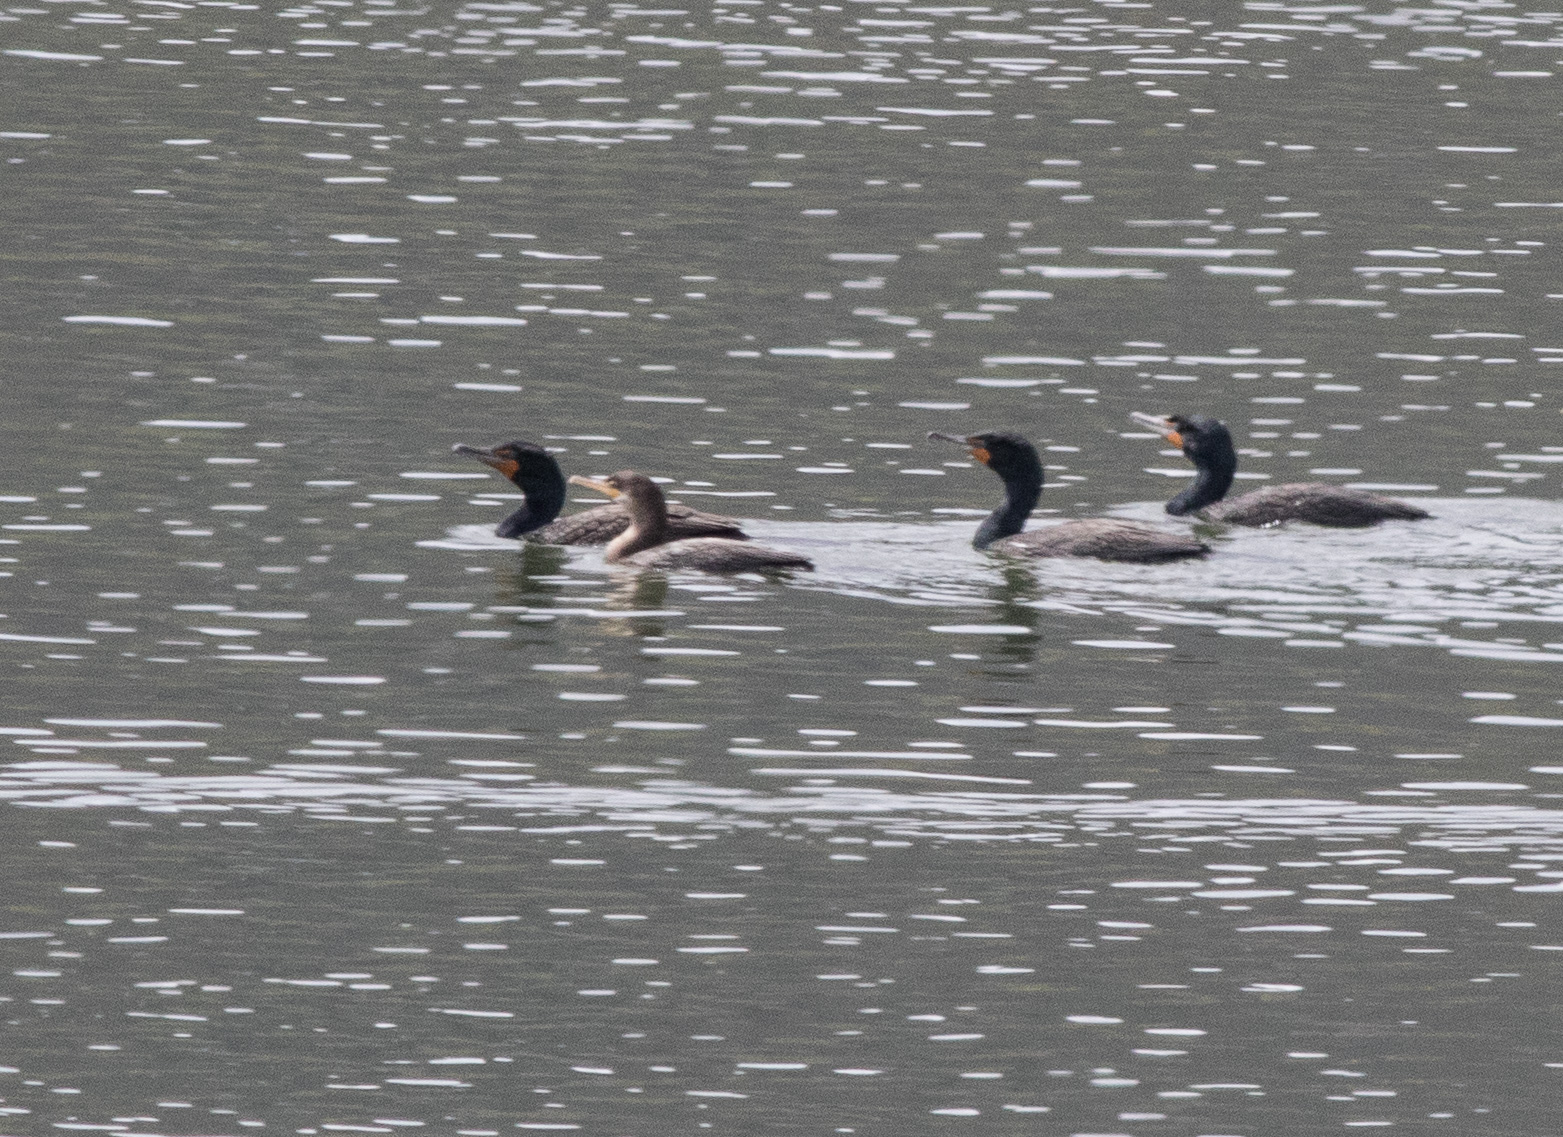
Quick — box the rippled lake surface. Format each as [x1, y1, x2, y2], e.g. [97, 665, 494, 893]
[6, 0, 1563, 1133]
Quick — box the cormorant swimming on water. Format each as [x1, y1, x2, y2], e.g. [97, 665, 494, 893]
[929, 430, 1210, 563]
[569, 470, 813, 572]
[1129, 412, 1432, 527]
[454, 440, 749, 544]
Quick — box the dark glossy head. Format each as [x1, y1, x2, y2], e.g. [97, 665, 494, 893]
[929, 430, 1044, 548]
[1129, 412, 1237, 514]
[453, 439, 561, 487]
[1130, 412, 1234, 467]
[1167, 414, 1234, 469]
[929, 430, 1043, 480]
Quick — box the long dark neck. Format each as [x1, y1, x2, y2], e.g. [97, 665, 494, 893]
[495, 473, 567, 538]
[606, 486, 671, 559]
[1166, 443, 1235, 516]
[974, 464, 1041, 549]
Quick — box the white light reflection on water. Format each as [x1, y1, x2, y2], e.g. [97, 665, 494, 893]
[7, 758, 1563, 855]
[2, 756, 1562, 1132]
[11, 0, 1563, 1130]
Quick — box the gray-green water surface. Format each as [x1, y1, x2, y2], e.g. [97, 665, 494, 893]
[3, 0, 1563, 1133]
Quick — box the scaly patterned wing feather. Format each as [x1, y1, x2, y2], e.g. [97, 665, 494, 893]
[529, 503, 749, 545]
[622, 538, 812, 572]
[1213, 484, 1430, 528]
[994, 520, 1208, 563]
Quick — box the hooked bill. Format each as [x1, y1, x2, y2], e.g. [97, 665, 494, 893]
[1129, 411, 1183, 449]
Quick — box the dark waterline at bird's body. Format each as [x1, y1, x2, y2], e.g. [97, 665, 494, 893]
[569, 470, 814, 572]
[1130, 413, 1433, 527]
[929, 431, 1210, 564]
[454, 441, 749, 544]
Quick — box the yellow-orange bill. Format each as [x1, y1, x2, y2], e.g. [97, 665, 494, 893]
[567, 474, 621, 499]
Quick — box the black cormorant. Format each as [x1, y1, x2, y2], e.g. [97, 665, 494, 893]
[454, 440, 748, 544]
[1129, 412, 1432, 527]
[929, 430, 1210, 563]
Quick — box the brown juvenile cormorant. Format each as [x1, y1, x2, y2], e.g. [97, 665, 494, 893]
[1129, 412, 1432, 527]
[454, 440, 748, 544]
[929, 430, 1210, 563]
[568, 470, 813, 572]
